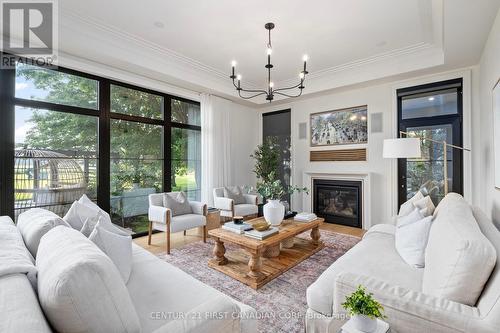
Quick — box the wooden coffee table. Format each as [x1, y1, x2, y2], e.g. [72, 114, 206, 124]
[208, 217, 324, 289]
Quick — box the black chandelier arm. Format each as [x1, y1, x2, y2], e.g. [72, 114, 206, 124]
[238, 90, 267, 99]
[232, 78, 267, 94]
[272, 80, 304, 93]
[274, 89, 304, 98]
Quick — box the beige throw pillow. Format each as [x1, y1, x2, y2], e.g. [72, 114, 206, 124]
[163, 192, 192, 216]
[224, 186, 246, 205]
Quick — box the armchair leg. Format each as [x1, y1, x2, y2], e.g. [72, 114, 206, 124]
[147, 221, 152, 245]
[203, 225, 207, 243]
[166, 229, 171, 255]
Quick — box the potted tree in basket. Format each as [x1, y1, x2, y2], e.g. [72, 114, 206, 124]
[256, 172, 308, 226]
[342, 285, 387, 333]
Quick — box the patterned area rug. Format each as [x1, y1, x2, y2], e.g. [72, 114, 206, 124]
[157, 230, 360, 333]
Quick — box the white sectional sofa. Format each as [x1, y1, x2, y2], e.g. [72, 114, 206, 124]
[0, 210, 257, 333]
[306, 193, 500, 333]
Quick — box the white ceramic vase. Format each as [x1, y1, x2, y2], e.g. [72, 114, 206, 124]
[263, 199, 285, 226]
[351, 315, 377, 333]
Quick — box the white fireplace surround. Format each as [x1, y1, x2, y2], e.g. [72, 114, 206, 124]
[302, 172, 371, 230]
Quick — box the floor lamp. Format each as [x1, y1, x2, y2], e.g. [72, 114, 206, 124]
[383, 131, 471, 195]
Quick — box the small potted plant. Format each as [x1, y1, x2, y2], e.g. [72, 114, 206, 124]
[342, 285, 386, 333]
[256, 172, 308, 226]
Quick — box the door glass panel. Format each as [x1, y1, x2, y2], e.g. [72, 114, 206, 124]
[14, 106, 98, 219]
[401, 89, 458, 119]
[15, 63, 99, 110]
[171, 128, 201, 201]
[405, 124, 453, 204]
[110, 120, 163, 234]
[111, 84, 164, 119]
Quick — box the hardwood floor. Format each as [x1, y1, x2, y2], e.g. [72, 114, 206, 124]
[134, 222, 365, 255]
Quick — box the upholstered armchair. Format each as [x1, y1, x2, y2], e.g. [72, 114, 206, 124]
[213, 186, 258, 220]
[148, 192, 207, 254]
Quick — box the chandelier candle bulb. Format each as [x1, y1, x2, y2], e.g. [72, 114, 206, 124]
[229, 22, 309, 102]
[231, 61, 236, 77]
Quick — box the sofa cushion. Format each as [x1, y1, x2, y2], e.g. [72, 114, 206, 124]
[17, 208, 70, 257]
[0, 274, 52, 333]
[306, 226, 423, 316]
[36, 226, 140, 333]
[0, 219, 37, 288]
[127, 244, 256, 333]
[163, 192, 192, 216]
[423, 193, 497, 306]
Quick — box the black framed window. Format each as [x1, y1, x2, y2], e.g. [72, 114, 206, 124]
[171, 99, 201, 201]
[0, 54, 201, 237]
[262, 109, 291, 205]
[397, 79, 463, 206]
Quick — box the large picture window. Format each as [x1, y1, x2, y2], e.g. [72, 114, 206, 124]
[1, 56, 201, 236]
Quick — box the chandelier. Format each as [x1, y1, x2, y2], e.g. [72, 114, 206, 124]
[230, 22, 308, 102]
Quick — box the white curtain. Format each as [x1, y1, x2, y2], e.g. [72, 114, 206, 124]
[201, 94, 232, 206]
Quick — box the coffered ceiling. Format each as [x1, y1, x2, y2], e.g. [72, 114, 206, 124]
[49, 0, 500, 104]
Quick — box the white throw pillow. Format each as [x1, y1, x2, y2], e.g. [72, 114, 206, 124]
[36, 226, 140, 333]
[89, 223, 132, 283]
[63, 201, 98, 230]
[80, 216, 100, 237]
[80, 213, 128, 238]
[78, 194, 113, 225]
[17, 208, 70, 257]
[413, 195, 435, 216]
[398, 191, 424, 217]
[395, 208, 433, 268]
[423, 193, 497, 305]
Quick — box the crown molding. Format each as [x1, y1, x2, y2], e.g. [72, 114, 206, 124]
[53, 4, 445, 105]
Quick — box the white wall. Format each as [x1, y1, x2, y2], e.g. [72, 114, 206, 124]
[258, 69, 473, 229]
[478, 9, 500, 227]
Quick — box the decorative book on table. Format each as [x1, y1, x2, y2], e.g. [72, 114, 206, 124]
[222, 222, 253, 234]
[294, 212, 317, 222]
[244, 227, 279, 240]
[340, 319, 389, 333]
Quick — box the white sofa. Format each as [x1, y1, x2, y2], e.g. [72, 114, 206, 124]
[306, 193, 500, 333]
[213, 187, 258, 219]
[0, 210, 257, 333]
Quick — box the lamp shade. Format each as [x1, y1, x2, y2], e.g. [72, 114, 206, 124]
[383, 138, 421, 159]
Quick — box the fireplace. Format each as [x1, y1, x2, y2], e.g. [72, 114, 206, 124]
[313, 179, 362, 228]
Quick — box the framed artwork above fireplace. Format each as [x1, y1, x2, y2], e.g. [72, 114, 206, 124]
[310, 105, 368, 147]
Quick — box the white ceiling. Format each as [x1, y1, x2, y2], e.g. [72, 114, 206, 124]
[60, 0, 429, 85]
[45, 0, 500, 104]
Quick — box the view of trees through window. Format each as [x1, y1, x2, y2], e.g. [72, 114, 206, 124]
[11, 62, 201, 235]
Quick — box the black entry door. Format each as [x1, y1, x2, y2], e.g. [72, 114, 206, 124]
[397, 79, 463, 206]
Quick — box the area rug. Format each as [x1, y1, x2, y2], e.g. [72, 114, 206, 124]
[157, 230, 360, 333]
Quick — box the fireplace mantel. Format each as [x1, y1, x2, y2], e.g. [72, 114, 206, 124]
[302, 171, 371, 229]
